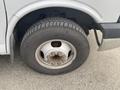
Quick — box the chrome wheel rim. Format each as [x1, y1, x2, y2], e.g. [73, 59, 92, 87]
[35, 39, 77, 69]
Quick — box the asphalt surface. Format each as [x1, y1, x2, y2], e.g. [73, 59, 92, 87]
[0, 31, 120, 90]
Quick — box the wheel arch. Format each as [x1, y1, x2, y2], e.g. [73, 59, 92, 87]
[7, 0, 103, 54]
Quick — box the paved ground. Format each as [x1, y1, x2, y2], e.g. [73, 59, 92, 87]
[0, 31, 120, 90]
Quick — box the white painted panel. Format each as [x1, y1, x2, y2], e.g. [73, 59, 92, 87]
[78, 0, 120, 22]
[5, 0, 36, 21]
[5, 0, 120, 22]
[0, 0, 6, 54]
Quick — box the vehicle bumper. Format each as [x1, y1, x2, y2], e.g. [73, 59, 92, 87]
[99, 23, 120, 51]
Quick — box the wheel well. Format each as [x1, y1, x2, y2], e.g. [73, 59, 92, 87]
[13, 7, 98, 47]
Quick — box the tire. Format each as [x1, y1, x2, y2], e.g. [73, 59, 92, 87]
[20, 17, 90, 75]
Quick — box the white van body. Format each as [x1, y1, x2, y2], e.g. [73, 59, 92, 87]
[0, 0, 119, 54]
[0, 0, 120, 74]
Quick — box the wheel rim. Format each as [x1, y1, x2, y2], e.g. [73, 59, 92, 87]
[35, 39, 77, 69]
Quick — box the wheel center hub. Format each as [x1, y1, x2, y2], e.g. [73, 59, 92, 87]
[48, 51, 66, 61]
[46, 51, 67, 66]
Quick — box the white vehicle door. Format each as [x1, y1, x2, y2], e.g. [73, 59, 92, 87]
[0, 0, 7, 54]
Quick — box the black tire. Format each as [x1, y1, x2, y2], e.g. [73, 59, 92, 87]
[20, 17, 90, 75]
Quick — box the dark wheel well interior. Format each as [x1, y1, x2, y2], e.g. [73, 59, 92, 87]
[13, 7, 99, 48]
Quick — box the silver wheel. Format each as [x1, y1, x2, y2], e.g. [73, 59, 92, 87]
[35, 39, 77, 69]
